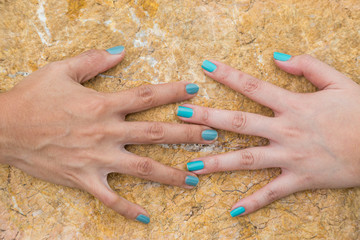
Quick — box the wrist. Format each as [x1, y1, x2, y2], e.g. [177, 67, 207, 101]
[0, 92, 14, 165]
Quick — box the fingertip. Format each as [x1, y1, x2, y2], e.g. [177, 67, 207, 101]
[230, 206, 246, 217]
[273, 52, 292, 62]
[136, 213, 151, 224]
[106, 45, 125, 55]
[201, 129, 218, 141]
[185, 83, 200, 95]
[201, 60, 218, 73]
[176, 105, 194, 118]
[184, 175, 200, 188]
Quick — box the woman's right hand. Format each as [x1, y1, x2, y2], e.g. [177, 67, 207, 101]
[0, 46, 217, 224]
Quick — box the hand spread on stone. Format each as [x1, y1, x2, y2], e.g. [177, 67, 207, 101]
[0, 46, 218, 224]
[177, 53, 360, 217]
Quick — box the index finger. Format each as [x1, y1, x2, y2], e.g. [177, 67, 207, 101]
[201, 60, 292, 112]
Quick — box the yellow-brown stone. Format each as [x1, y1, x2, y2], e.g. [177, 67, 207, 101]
[1, 0, 359, 239]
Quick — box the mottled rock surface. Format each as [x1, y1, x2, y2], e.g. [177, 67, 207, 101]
[0, 0, 359, 239]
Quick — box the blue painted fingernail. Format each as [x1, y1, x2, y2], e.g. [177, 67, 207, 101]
[186, 83, 199, 94]
[187, 161, 204, 171]
[202, 129, 218, 141]
[106, 45, 125, 55]
[177, 106, 193, 118]
[136, 214, 150, 224]
[230, 207, 245, 217]
[201, 60, 217, 72]
[185, 176, 199, 186]
[273, 52, 291, 61]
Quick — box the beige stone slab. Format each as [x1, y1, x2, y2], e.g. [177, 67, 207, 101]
[1, 0, 360, 239]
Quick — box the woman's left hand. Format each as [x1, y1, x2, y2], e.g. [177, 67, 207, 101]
[176, 53, 360, 217]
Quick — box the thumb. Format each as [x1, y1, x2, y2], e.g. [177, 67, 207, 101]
[85, 177, 150, 224]
[229, 174, 298, 217]
[63, 45, 125, 83]
[273, 52, 353, 90]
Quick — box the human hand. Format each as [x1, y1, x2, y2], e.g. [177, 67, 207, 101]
[0, 46, 218, 223]
[177, 53, 360, 217]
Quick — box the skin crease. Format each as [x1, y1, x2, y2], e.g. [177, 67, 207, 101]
[180, 54, 360, 216]
[0, 49, 217, 222]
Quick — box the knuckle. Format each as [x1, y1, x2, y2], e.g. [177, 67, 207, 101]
[264, 188, 279, 203]
[43, 61, 64, 72]
[168, 170, 183, 185]
[184, 125, 195, 142]
[147, 123, 166, 142]
[217, 68, 231, 82]
[298, 174, 313, 188]
[299, 54, 314, 66]
[135, 158, 153, 176]
[201, 109, 210, 124]
[232, 112, 247, 131]
[100, 193, 118, 208]
[240, 150, 255, 167]
[252, 199, 261, 211]
[242, 76, 261, 94]
[83, 95, 110, 116]
[291, 150, 306, 162]
[82, 49, 103, 66]
[211, 156, 221, 171]
[137, 85, 156, 106]
[281, 126, 301, 139]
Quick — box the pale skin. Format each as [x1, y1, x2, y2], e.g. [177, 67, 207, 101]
[0, 49, 217, 222]
[180, 54, 360, 216]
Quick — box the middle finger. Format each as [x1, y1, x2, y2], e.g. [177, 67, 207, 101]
[119, 122, 218, 144]
[176, 104, 276, 140]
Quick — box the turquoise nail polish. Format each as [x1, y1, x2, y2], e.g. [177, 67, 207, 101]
[273, 52, 291, 61]
[106, 45, 125, 55]
[230, 207, 245, 217]
[202, 129, 218, 141]
[187, 161, 204, 171]
[136, 214, 150, 224]
[185, 176, 199, 186]
[186, 83, 199, 94]
[201, 60, 217, 72]
[177, 106, 193, 118]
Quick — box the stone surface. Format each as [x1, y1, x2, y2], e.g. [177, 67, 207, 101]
[1, 0, 360, 239]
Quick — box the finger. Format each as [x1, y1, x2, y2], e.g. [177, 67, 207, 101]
[187, 146, 286, 174]
[273, 53, 354, 90]
[85, 177, 150, 224]
[176, 104, 276, 139]
[229, 174, 298, 217]
[63, 46, 125, 83]
[121, 122, 217, 144]
[115, 153, 200, 189]
[201, 60, 292, 112]
[114, 82, 199, 114]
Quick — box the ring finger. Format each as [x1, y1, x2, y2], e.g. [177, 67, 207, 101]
[114, 152, 200, 189]
[187, 146, 286, 174]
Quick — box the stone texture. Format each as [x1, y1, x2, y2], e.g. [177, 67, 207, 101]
[1, 0, 360, 239]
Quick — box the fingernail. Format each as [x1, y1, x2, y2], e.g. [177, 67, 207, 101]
[185, 176, 199, 186]
[202, 129, 218, 141]
[202, 60, 217, 72]
[106, 45, 125, 55]
[186, 83, 199, 94]
[177, 106, 193, 118]
[136, 214, 150, 224]
[273, 52, 291, 61]
[187, 161, 204, 171]
[230, 207, 245, 217]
